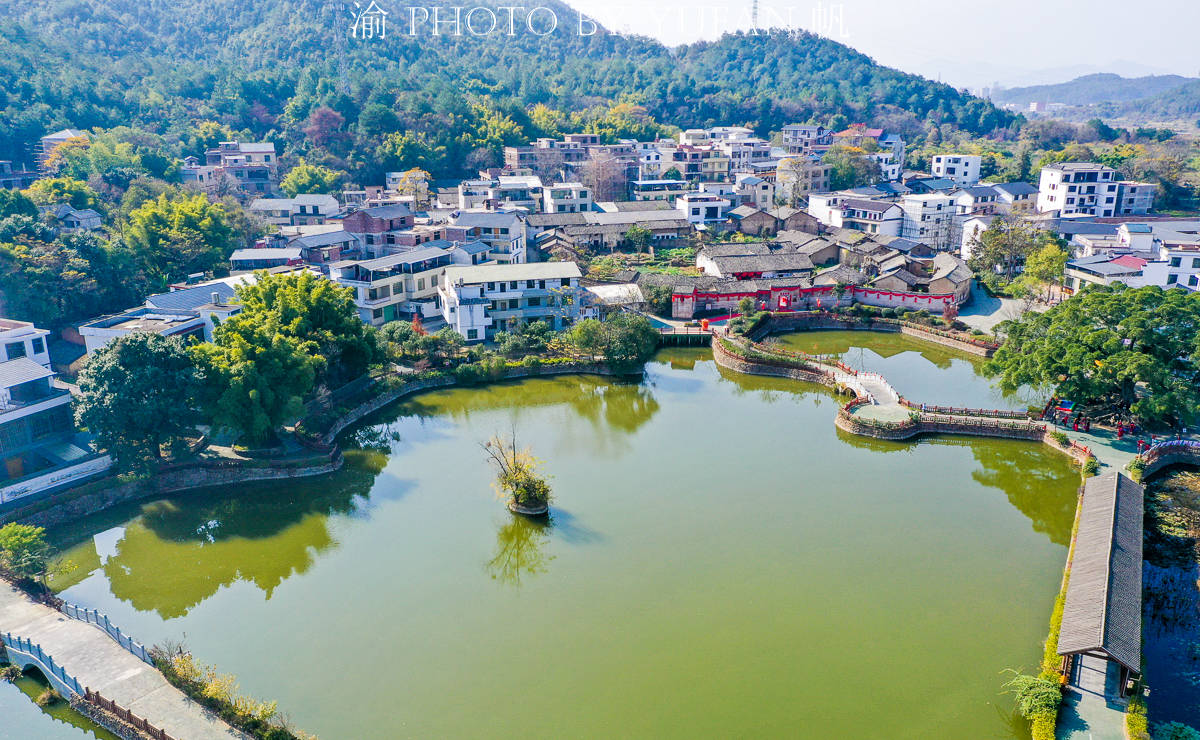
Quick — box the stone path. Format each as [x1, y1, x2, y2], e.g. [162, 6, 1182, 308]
[0, 582, 246, 739]
[1057, 655, 1128, 740]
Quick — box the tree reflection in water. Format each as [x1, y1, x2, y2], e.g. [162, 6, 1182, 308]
[51, 449, 390, 619]
[486, 514, 554, 587]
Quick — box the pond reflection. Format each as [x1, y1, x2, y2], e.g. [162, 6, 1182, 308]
[51, 449, 388, 618]
[486, 514, 554, 587]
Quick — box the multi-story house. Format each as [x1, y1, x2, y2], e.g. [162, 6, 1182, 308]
[735, 174, 775, 209]
[776, 156, 832, 203]
[867, 150, 902, 182]
[0, 356, 111, 505]
[0, 161, 39, 190]
[330, 246, 454, 326]
[954, 186, 1000, 217]
[338, 204, 417, 256]
[900, 194, 958, 250]
[781, 124, 832, 155]
[439, 262, 584, 341]
[457, 175, 543, 211]
[717, 137, 772, 174]
[631, 179, 690, 202]
[0, 320, 51, 368]
[675, 192, 731, 226]
[448, 211, 527, 263]
[248, 194, 340, 226]
[1037, 163, 1120, 217]
[931, 154, 982, 185]
[992, 182, 1039, 214]
[182, 141, 278, 195]
[38, 129, 87, 171]
[542, 182, 593, 213]
[839, 200, 903, 235]
[1116, 181, 1155, 216]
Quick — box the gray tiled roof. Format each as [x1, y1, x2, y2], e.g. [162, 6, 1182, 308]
[1057, 472, 1143, 672]
[0, 357, 53, 389]
[145, 283, 238, 311]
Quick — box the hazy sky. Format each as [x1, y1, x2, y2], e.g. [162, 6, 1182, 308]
[567, 0, 1200, 89]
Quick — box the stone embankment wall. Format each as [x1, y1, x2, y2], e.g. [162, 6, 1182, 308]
[4, 453, 343, 528]
[750, 313, 996, 357]
[3, 362, 625, 528]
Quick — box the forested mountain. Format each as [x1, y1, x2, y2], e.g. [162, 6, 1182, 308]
[994, 73, 1195, 107]
[0, 0, 1019, 181]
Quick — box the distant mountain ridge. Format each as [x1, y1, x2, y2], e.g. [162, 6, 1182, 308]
[994, 73, 1196, 106]
[0, 0, 1019, 179]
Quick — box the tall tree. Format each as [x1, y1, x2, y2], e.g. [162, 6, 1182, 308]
[125, 190, 238, 288]
[280, 158, 341, 196]
[75, 333, 202, 468]
[985, 284, 1200, 426]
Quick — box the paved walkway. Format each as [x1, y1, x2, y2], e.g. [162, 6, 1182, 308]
[0, 582, 246, 739]
[958, 281, 1048, 333]
[1058, 655, 1128, 740]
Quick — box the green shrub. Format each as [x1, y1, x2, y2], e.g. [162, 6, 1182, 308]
[1127, 695, 1150, 740]
[1031, 711, 1057, 740]
[35, 688, 62, 707]
[1, 664, 21, 682]
[1003, 671, 1062, 720]
[1050, 430, 1070, 447]
[1129, 457, 1147, 482]
[1082, 457, 1100, 477]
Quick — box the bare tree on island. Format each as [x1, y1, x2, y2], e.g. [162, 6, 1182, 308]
[482, 428, 553, 516]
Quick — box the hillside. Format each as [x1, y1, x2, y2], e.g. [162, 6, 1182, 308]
[0, 0, 1019, 180]
[994, 73, 1195, 106]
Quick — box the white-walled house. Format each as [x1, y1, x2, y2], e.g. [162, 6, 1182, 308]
[1037, 163, 1120, 217]
[542, 182, 592, 213]
[675, 192, 731, 226]
[0, 357, 111, 505]
[0, 319, 51, 368]
[931, 154, 982, 185]
[960, 216, 992, 261]
[439, 262, 584, 342]
[735, 174, 775, 209]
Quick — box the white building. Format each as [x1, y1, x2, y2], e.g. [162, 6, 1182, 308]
[716, 137, 772, 173]
[868, 151, 902, 182]
[780, 124, 831, 154]
[0, 357, 111, 505]
[1037, 163, 1120, 217]
[448, 211, 528, 263]
[631, 179, 689, 202]
[931, 154, 982, 185]
[735, 174, 775, 210]
[439, 262, 584, 342]
[330, 247, 454, 327]
[675, 192, 731, 226]
[992, 182, 1039, 214]
[249, 194, 340, 226]
[542, 182, 592, 213]
[0, 320, 51, 368]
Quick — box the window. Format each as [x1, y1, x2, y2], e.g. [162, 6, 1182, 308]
[538, 280, 546, 289]
[509, 281, 518, 290]
[509, 299, 519, 310]
[5, 341, 25, 360]
[527, 297, 541, 307]
[1170, 257, 1182, 267]
[1168, 274, 1179, 284]
[372, 308, 383, 319]
[417, 278, 425, 291]
[467, 329, 478, 340]
[31, 338, 44, 355]
[1190, 275, 1199, 287]
[1192, 258, 1200, 269]
[487, 282, 495, 291]
[526, 280, 535, 289]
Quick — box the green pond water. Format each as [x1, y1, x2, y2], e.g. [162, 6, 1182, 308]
[0, 673, 119, 740]
[40, 334, 1076, 739]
